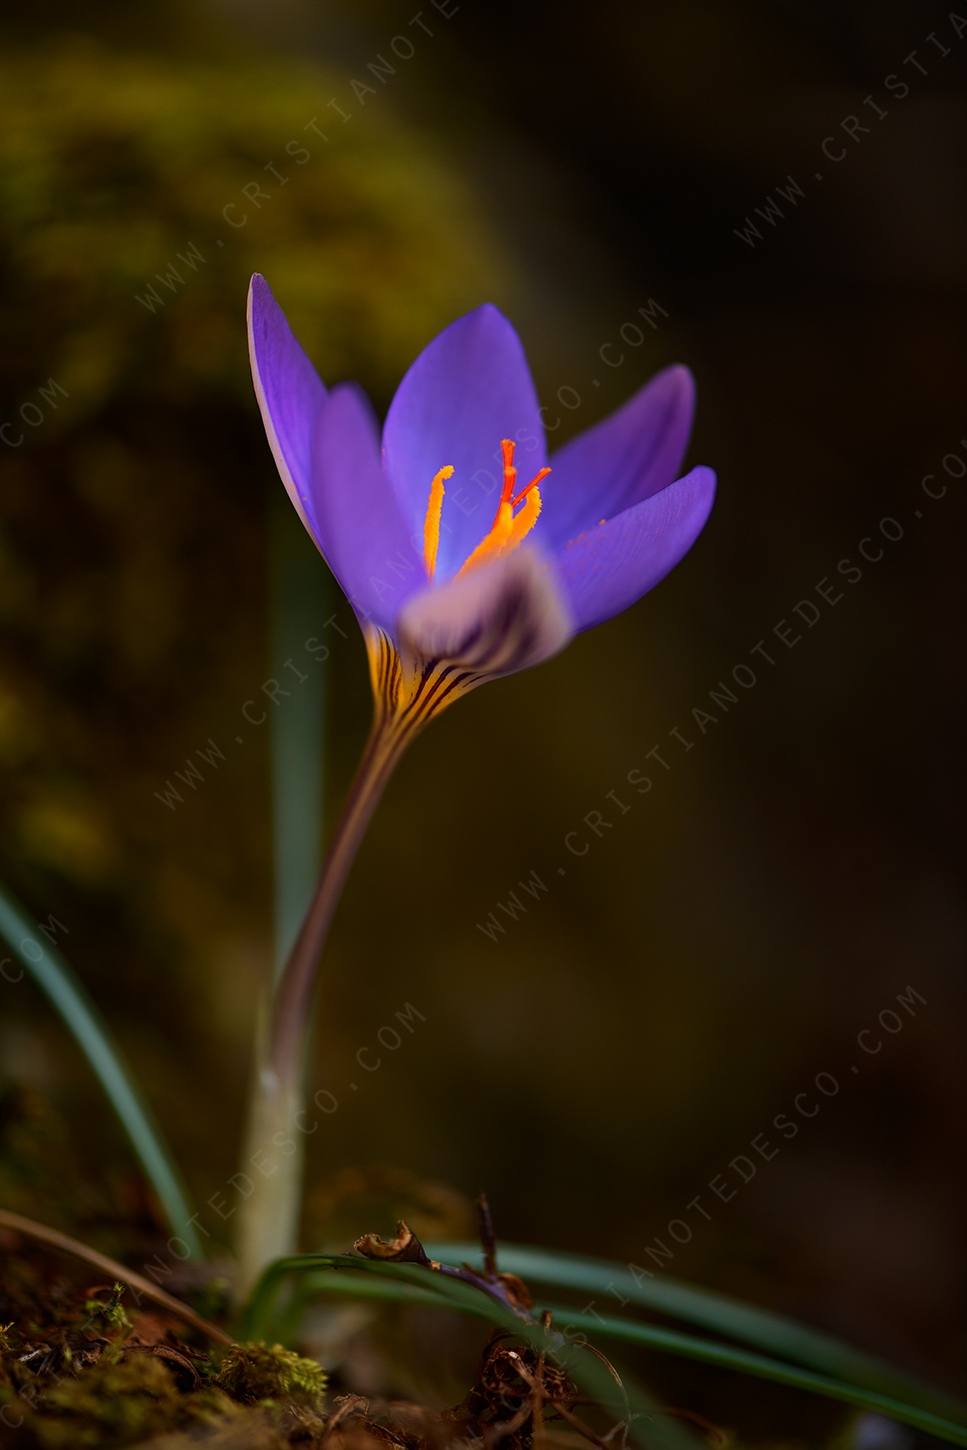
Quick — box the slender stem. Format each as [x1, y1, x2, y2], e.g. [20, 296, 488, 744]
[269, 715, 410, 1078]
[234, 710, 413, 1297]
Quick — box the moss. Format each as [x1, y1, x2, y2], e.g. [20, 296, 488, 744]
[15, 1352, 241, 1448]
[0, 35, 507, 425]
[0, 1249, 329, 1444]
[214, 1341, 327, 1409]
[83, 1283, 132, 1338]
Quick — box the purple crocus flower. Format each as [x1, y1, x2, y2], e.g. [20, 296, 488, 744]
[248, 274, 715, 735]
[242, 278, 716, 1270]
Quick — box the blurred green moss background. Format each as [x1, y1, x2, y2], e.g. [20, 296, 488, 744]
[1, 0, 965, 1439]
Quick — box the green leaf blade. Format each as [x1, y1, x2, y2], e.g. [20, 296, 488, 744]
[0, 883, 203, 1259]
[238, 1253, 702, 1450]
[545, 1306, 967, 1447]
[242, 1253, 967, 1447]
[425, 1239, 965, 1422]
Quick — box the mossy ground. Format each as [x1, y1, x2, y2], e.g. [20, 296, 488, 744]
[0, 1243, 327, 1448]
[0, 1233, 620, 1450]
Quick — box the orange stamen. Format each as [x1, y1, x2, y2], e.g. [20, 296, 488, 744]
[457, 474, 545, 577]
[490, 438, 518, 528]
[421, 440, 551, 584]
[422, 465, 453, 580]
[511, 466, 551, 508]
[504, 482, 543, 548]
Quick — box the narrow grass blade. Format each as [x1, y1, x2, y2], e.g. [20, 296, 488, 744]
[238, 1253, 701, 1450]
[239, 1255, 967, 1446]
[425, 1239, 964, 1422]
[0, 1207, 228, 1342]
[269, 493, 327, 979]
[546, 1306, 967, 1447]
[0, 883, 203, 1259]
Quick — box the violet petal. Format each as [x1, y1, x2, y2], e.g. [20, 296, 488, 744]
[247, 274, 328, 542]
[537, 365, 696, 551]
[382, 305, 547, 581]
[312, 384, 424, 631]
[554, 465, 716, 632]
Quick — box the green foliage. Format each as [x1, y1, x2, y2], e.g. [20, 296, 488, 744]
[239, 1251, 967, 1448]
[213, 1341, 326, 1409]
[426, 1239, 967, 1423]
[544, 1305, 967, 1446]
[240, 1252, 704, 1450]
[83, 1282, 132, 1337]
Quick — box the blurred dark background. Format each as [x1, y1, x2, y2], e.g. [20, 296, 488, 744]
[1, 0, 965, 1439]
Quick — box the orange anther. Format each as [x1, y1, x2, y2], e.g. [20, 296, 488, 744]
[422, 465, 453, 580]
[423, 441, 551, 584]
